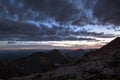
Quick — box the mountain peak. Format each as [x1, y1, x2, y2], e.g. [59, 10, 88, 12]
[115, 37, 120, 39]
[82, 37, 120, 61]
[102, 37, 120, 49]
[109, 37, 120, 43]
[49, 49, 60, 54]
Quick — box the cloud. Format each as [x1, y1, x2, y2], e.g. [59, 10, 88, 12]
[1, 0, 120, 26]
[0, 18, 116, 41]
[0, 18, 40, 40]
[94, 0, 120, 26]
[0, 0, 119, 41]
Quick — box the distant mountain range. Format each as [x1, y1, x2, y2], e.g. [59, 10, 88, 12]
[9, 37, 120, 80]
[0, 50, 49, 59]
[0, 48, 94, 79]
[0, 49, 95, 60]
[0, 49, 69, 79]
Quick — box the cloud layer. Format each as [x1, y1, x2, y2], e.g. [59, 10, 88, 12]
[0, 0, 120, 41]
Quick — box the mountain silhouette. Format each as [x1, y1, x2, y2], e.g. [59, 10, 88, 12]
[11, 37, 120, 80]
[1, 37, 120, 80]
[0, 49, 71, 79]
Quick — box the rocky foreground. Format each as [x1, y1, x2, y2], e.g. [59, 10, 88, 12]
[8, 37, 120, 80]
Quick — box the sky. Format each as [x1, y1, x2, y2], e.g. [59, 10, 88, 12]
[0, 0, 120, 50]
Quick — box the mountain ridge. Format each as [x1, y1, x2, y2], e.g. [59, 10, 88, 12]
[11, 37, 120, 80]
[1, 37, 120, 80]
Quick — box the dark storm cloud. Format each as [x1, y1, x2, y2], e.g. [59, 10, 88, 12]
[23, 0, 79, 23]
[0, 0, 119, 41]
[0, 19, 40, 40]
[0, 19, 115, 41]
[0, 19, 40, 34]
[94, 0, 120, 26]
[0, 0, 120, 25]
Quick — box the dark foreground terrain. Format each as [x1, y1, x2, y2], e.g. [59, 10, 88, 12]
[0, 37, 120, 80]
[0, 48, 92, 79]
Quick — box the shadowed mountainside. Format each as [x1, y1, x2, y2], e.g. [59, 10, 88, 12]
[9, 37, 120, 80]
[0, 49, 71, 79]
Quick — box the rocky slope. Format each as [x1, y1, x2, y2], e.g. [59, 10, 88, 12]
[10, 37, 120, 80]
